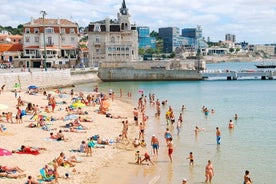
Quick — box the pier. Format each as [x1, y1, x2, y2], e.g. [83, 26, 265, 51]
[201, 70, 275, 80]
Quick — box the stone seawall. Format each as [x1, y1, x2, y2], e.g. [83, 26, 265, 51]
[98, 68, 202, 81]
[0, 69, 100, 91]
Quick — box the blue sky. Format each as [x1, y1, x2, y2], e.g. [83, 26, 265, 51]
[1, 0, 276, 44]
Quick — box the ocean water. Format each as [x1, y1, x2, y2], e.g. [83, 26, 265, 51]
[75, 62, 276, 184]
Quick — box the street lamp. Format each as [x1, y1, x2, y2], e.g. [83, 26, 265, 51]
[40, 10, 47, 71]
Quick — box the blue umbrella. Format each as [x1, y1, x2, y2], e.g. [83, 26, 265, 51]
[28, 85, 38, 89]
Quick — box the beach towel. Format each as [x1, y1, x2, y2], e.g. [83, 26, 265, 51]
[16, 148, 40, 155]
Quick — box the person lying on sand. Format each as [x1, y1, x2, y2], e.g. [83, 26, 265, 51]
[105, 112, 127, 119]
[96, 136, 109, 145]
[26, 175, 53, 184]
[19, 145, 47, 152]
[0, 165, 24, 173]
[0, 172, 26, 179]
[63, 127, 87, 133]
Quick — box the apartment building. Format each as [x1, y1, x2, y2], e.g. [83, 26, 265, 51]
[23, 17, 79, 68]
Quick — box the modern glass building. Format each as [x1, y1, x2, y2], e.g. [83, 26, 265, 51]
[182, 26, 203, 46]
[137, 27, 156, 49]
[158, 27, 182, 53]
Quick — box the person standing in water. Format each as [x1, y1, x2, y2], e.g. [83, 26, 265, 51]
[216, 127, 221, 145]
[205, 160, 214, 183]
[167, 137, 173, 162]
[243, 170, 252, 184]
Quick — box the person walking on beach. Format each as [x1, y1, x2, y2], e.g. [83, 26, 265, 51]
[151, 135, 159, 156]
[133, 108, 138, 126]
[205, 160, 214, 183]
[243, 170, 252, 184]
[139, 122, 145, 140]
[167, 137, 173, 162]
[216, 127, 221, 144]
[16, 106, 23, 124]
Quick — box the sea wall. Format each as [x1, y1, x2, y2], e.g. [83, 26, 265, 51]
[0, 69, 100, 91]
[98, 68, 202, 81]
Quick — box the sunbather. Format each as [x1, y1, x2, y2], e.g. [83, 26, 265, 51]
[0, 165, 24, 173]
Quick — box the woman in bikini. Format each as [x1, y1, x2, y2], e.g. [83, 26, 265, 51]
[205, 160, 214, 183]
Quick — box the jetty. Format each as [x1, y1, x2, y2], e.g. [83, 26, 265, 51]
[201, 69, 275, 80]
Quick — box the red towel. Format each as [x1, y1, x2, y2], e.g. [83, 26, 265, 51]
[16, 147, 40, 155]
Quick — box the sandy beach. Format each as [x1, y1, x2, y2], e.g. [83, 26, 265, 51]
[0, 87, 141, 184]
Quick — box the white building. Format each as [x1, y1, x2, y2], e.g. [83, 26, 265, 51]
[23, 17, 79, 68]
[87, 0, 139, 67]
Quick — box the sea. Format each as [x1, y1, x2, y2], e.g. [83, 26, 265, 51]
[75, 61, 276, 184]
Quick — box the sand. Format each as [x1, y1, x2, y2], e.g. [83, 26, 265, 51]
[0, 88, 141, 184]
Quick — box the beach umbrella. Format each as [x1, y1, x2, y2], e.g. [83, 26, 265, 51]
[72, 102, 85, 108]
[0, 148, 12, 156]
[0, 104, 8, 110]
[28, 85, 38, 89]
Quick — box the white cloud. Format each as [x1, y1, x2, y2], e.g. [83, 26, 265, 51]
[0, 0, 275, 44]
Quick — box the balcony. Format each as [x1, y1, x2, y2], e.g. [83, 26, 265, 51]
[46, 42, 54, 47]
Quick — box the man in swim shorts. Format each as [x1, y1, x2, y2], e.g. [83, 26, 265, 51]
[151, 135, 159, 156]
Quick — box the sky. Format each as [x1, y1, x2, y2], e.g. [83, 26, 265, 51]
[0, 0, 276, 44]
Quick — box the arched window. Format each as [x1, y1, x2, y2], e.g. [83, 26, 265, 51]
[111, 37, 115, 43]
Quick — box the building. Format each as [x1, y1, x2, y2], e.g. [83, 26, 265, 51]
[0, 32, 23, 63]
[225, 34, 236, 43]
[137, 26, 156, 49]
[158, 27, 182, 53]
[0, 43, 23, 63]
[254, 44, 275, 56]
[87, 0, 139, 67]
[182, 26, 203, 46]
[22, 17, 79, 68]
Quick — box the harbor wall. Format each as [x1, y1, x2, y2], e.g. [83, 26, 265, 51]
[98, 68, 202, 81]
[0, 69, 100, 91]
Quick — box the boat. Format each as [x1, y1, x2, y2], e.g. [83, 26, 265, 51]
[255, 64, 276, 69]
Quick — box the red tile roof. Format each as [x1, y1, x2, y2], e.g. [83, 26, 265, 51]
[24, 18, 78, 26]
[0, 43, 23, 52]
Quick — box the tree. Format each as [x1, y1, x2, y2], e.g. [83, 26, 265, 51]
[235, 48, 240, 53]
[229, 48, 235, 53]
[138, 48, 145, 55]
[150, 30, 158, 38]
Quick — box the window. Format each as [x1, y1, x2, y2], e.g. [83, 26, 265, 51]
[45, 27, 54, 34]
[34, 28, 39, 34]
[25, 37, 30, 43]
[70, 28, 75, 34]
[96, 37, 100, 43]
[61, 28, 66, 34]
[47, 37, 53, 45]
[25, 28, 30, 34]
[71, 37, 75, 43]
[111, 37, 115, 43]
[61, 37, 65, 42]
[94, 24, 101, 32]
[35, 37, 39, 43]
[96, 49, 99, 54]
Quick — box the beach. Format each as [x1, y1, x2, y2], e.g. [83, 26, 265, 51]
[0, 87, 140, 184]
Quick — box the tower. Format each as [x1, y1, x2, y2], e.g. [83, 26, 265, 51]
[118, 0, 131, 31]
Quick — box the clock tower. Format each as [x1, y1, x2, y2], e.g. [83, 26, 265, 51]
[118, 0, 131, 31]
